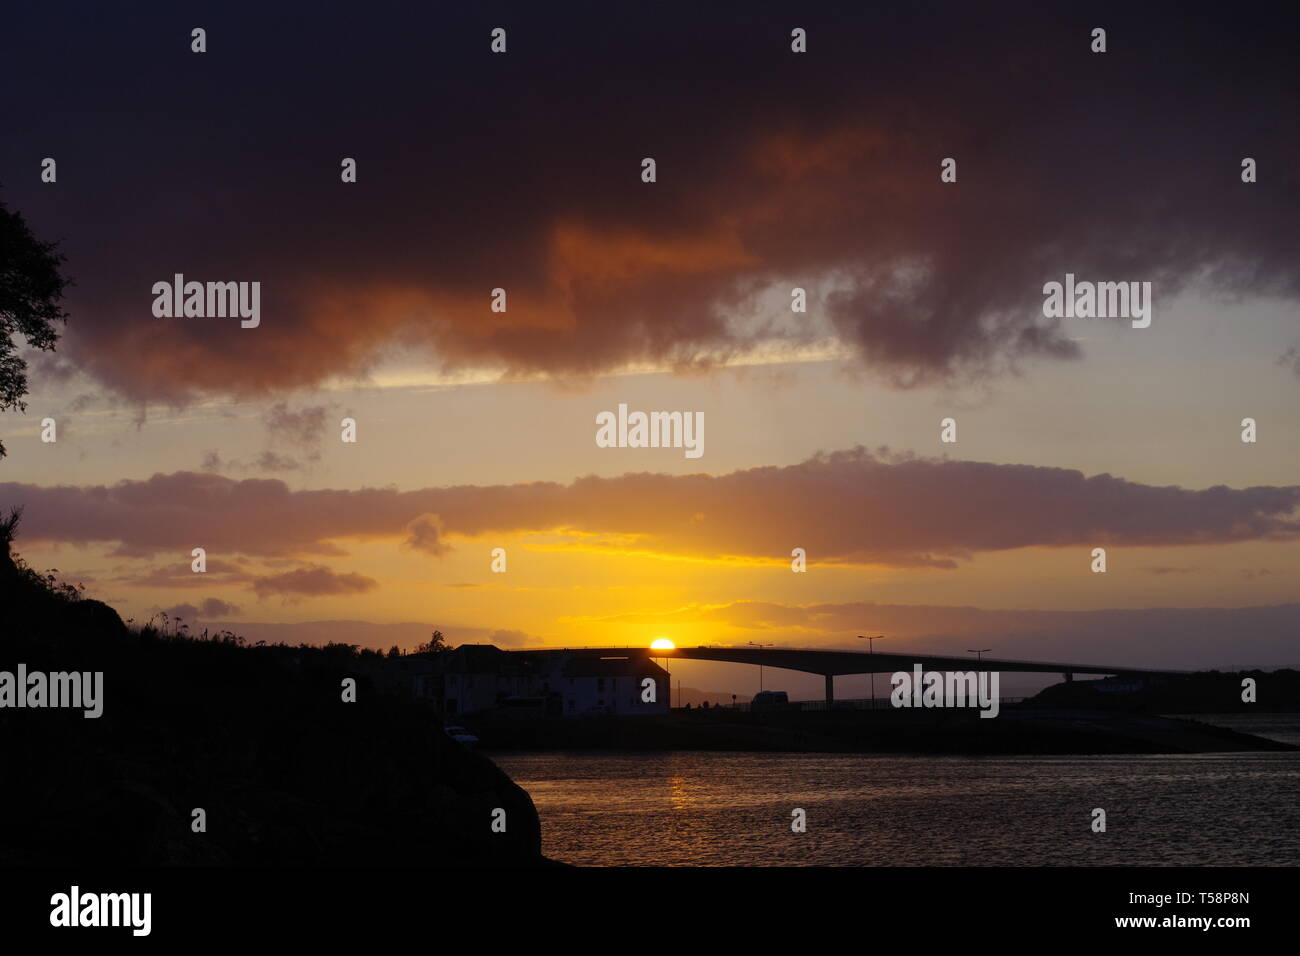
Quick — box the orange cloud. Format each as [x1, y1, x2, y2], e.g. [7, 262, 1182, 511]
[5, 449, 1298, 566]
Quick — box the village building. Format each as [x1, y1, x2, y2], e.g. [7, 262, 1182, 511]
[364, 644, 670, 718]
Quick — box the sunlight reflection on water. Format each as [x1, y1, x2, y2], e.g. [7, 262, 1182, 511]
[491, 749, 1300, 866]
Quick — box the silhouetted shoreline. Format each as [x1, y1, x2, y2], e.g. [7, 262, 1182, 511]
[1, 548, 553, 867]
[464, 708, 1298, 755]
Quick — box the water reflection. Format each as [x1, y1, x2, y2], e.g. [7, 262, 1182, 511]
[492, 749, 1300, 866]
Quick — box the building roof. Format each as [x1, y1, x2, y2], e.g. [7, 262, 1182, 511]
[443, 644, 508, 673]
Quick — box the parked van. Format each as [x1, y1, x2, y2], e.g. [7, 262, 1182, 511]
[750, 690, 790, 711]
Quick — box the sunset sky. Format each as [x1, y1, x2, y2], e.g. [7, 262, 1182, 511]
[2, 2, 1298, 699]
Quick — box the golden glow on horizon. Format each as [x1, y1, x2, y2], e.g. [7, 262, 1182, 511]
[650, 638, 676, 650]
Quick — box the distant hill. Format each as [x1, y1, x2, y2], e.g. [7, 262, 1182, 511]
[1029, 673, 1300, 713]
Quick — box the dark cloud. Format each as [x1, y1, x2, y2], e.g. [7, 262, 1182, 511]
[196, 404, 329, 474]
[200, 449, 308, 474]
[404, 513, 452, 557]
[162, 597, 241, 620]
[3, 1, 1296, 401]
[4, 448, 1298, 566]
[251, 565, 379, 600]
[261, 403, 327, 458]
[113, 558, 250, 588]
[487, 629, 530, 648]
[251, 450, 304, 473]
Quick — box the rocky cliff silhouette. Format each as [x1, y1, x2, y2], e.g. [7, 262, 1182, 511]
[0, 518, 548, 866]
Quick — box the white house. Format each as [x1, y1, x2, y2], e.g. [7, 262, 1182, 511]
[372, 645, 670, 717]
[543, 655, 669, 716]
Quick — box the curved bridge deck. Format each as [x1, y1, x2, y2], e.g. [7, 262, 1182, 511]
[515, 645, 1189, 705]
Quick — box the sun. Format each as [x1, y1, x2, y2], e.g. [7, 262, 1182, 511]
[649, 638, 675, 650]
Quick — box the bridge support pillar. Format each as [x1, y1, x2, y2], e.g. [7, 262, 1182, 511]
[825, 674, 834, 707]
[1064, 671, 1073, 682]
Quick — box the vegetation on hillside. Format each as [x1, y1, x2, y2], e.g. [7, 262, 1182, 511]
[0, 522, 547, 866]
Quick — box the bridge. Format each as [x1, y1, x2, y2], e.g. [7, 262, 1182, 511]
[529, 645, 1190, 706]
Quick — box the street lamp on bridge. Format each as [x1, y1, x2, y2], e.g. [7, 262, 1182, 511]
[968, 648, 992, 664]
[747, 642, 774, 691]
[857, 635, 886, 710]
